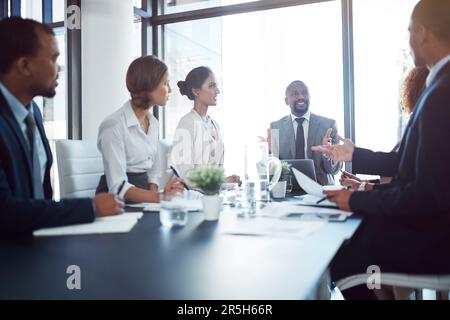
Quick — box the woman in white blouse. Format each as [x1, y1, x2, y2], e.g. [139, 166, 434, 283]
[96, 56, 184, 203]
[171, 66, 240, 183]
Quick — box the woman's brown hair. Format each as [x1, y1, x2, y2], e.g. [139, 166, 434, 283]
[126, 55, 168, 109]
[401, 66, 429, 115]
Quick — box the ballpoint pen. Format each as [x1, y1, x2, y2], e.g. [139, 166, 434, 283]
[316, 195, 333, 204]
[316, 185, 351, 204]
[117, 180, 126, 197]
[169, 165, 190, 191]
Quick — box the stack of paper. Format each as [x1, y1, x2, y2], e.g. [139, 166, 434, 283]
[33, 212, 143, 237]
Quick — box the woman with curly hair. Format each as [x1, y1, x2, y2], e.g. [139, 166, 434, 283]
[339, 66, 429, 190]
[401, 66, 429, 115]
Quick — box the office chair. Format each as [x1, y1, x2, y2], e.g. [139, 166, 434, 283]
[55, 140, 104, 198]
[158, 138, 173, 187]
[335, 273, 450, 300]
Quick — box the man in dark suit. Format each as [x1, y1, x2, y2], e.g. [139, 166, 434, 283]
[270, 80, 342, 185]
[0, 17, 124, 236]
[312, 0, 450, 299]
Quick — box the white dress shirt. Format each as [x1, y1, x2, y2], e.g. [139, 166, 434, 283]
[171, 109, 224, 177]
[426, 55, 450, 87]
[97, 101, 161, 198]
[0, 82, 47, 183]
[291, 110, 311, 158]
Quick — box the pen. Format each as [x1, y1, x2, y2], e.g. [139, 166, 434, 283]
[316, 185, 351, 204]
[117, 180, 126, 196]
[170, 165, 190, 191]
[316, 195, 333, 204]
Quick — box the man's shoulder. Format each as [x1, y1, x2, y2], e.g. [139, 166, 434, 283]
[270, 115, 290, 128]
[310, 113, 336, 126]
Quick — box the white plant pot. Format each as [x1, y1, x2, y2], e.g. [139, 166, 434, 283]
[202, 195, 222, 221]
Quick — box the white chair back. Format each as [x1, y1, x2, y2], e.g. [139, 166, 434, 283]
[55, 140, 103, 198]
[159, 138, 174, 187]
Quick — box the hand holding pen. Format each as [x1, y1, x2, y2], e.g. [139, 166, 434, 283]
[163, 177, 186, 199]
[316, 185, 351, 204]
[170, 166, 190, 190]
[91, 180, 125, 217]
[319, 186, 353, 211]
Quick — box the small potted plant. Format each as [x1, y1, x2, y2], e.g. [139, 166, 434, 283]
[187, 166, 225, 221]
[281, 161, 291, 176]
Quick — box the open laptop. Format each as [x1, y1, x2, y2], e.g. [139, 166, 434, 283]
[285, 159, 317, 194]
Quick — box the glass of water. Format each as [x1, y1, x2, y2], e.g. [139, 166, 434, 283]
[159, 191, 188, 227]
[283, 175, 293, 194]
[221, 182, 238, 205]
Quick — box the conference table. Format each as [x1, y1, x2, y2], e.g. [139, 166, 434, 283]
[0, 203, 361, 300]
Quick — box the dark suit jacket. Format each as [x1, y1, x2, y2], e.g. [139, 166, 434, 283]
[0, 91, 94, 236]
[270, 113, 342, 185]
[345, 61, 450, 271]
[352, 147, 397, 177]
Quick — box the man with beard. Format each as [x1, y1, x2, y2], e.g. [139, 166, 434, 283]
[0, 17, 123, 236]
[269, 80, 341, 186]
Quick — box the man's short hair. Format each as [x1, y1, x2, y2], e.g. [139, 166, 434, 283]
[285, 80, 308, 96]
[412, 0, 450, 44]
[0, 17, 55, 74]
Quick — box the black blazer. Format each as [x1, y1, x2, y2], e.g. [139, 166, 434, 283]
[352, 147, 397, 177]
[0, 91, 94, 236]
[350, 61, 450, 225]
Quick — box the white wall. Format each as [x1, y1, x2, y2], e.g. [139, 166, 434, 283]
[82, 0, 137, 140]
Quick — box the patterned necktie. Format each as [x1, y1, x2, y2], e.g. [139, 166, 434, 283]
[25, 111, 44, 199]
[295, 117, 305, 159]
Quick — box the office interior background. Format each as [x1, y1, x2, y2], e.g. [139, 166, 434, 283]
[0, 0, 418, 199]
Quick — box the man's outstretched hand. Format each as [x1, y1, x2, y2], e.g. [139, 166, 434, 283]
[312, 134, 355, 162]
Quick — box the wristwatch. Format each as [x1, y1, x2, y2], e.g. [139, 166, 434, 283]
[358, 181, 367, 191]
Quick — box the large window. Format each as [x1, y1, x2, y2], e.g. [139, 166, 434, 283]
[165, 0, 344, 176]
[20, 0, 42, 21]
[164, 0, 260, 14]
[353, 0, 418, 152]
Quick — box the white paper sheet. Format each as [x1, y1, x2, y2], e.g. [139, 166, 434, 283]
[258, 202, 352, 219]
[127, 200, 203, 212]
[291, 167, 324, 197]
[33, 212, 143, 237]
[219, 217, 326, 239]
[296, 194, 337, 207]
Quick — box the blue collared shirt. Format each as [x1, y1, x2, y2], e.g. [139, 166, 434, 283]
[0, 83, 47, 183]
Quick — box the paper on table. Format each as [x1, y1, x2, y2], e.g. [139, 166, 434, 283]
[258, 202, 352, 218]
[127, 200, 202, 212]
[33, 212, 143, 237]
[291, 167, 323, 197]
[296, 194, 336, 207]
[291, 168, 344, 208]
[219, 217, 326, 239]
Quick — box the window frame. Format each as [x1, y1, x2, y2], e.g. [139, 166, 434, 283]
[134, 0, 355, 146]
